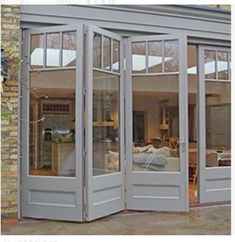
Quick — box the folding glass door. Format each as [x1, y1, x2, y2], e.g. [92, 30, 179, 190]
[21, 24, 189, 222]
[21, 25, 84, 221]
[84, 25, 125, 221]
[198, 46, 231, 203]
[125, 34, 189, 211]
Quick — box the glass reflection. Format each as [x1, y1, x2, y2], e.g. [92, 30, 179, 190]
[62, 31, 76, 67]
[132, 42, 146, 74]
[93, 33, 102, 69]
[113, 40, 120, 72]
[205, 82, 231, 167]
[29, 70, 76, 176]
[46, 33, 60, 68]
[30, 34, 44, 69]
[103, 36, 111, 71]
[148, 41, 162, 73]
[228, 52, 231, 79]
[217, 51, 229, 80]
[93, 71, 120, 175]
[204, 50, 216, 80]
[164, 40, 179, 72]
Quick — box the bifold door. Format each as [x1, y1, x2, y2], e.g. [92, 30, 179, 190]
[198, 46, 231, 203]
[21, 25, 84, 221]
[85, 25, 125, 221]
[125, 34, 189, 211]
[21, 24, 189, 222]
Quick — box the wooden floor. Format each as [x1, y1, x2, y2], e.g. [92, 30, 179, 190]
[30, 168, 57, 176]
[189, 180, 199, 206]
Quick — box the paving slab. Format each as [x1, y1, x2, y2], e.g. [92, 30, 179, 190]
[1, 205, 231, 235]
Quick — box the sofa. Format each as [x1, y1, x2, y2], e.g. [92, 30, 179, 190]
[105, 145, 180, 172]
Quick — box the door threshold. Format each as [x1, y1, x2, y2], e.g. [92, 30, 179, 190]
[189, 201, 230, 209]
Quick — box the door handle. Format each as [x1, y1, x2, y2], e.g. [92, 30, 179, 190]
[179, 139, 185, 153]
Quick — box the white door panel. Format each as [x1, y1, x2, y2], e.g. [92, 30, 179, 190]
[21, 25, 191, 222]
[125, 34, 189, 211]
[21, 25, 84, 221]
[85, 25, 125, 221]
[198, 46, 231, 203]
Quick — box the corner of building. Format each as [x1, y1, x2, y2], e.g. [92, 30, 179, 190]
[1, 4, 21, 220]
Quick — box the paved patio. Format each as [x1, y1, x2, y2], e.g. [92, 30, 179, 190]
[1, 205, 231, 235]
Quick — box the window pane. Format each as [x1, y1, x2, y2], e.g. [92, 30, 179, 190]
[132, 42, 146, 74]
[148, 41, 162, 73]
[103, 36, 111, 71]
[62, 31, 76, 67]
[217, 51, 229, 80]
[228, 52, 231, 80]
[46, 33, 60, 68]
[204, 50, 216, 80]
[93, 71, 120, 175]
[93, 33, 101, 69]
[188, 44, 198, 203]
[164, 40, 179, 72]
[113, 40, 120, 73]
[30, 34, 44, 69]
[132, 75, 180, 172]
[205, 82, 231, 167]
[29, 70, 76, 176]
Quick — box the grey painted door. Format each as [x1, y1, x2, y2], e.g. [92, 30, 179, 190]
[198, 46, 231, 203]
[21, 25, 84, 221]
[125, 34, 189, 211]
[85, 25, 125, 221]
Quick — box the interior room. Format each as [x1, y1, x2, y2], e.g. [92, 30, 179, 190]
[29, 69, 76, 177]
[29, 32, 76, 177]
[28, 33, 231, 206]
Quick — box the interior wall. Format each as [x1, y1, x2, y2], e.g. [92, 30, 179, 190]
[133, 95, 161, 142]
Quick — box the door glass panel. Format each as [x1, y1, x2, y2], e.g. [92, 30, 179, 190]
[103, 36, 111, 71]
[205, 81, 231, 167]
[93, 70, 120, 175]
[30, 34, 44, 69]
[93, 33, 102, 69]
[164, 40, 179, 72]
[132, 42, 146, 74]
[132, 74, 180, 172]
[112, 40, 120, 73]
[148, 41, 162, 73]
[188, 44, 198, 203]
[217, 51, 229, 80]
[228, 52, 231, 79]
[29, 69, 76, 176]
[46, 33, 60, 68]
[204, 50, 216, 80]
[62, 31, 76, 67]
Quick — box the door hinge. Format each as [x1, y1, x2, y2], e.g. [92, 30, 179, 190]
[83, 150, 87, 157]
[83, 88, 87, 96]
[84, 26, 88, 36]
[20, 56, 30, 65]
[83, 186, 87, 220]
[179, 139, 186, 153]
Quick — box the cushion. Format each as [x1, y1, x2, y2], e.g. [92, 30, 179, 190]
[107, 160, 119, 172]
[147, 146, 158, 153]
[170, 149, 178, 157]
[133, 153, 167, 167]
[133, 144, 153, 153]
[152, 146, 170, 157]
[108, 150, 119, 163]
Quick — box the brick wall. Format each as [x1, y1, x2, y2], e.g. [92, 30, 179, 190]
[1, 5, 20, 218]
